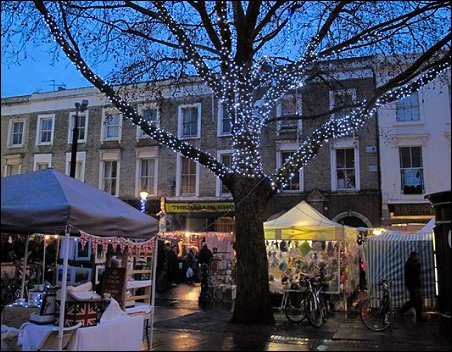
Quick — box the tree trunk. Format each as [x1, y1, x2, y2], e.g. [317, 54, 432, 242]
[230, 175, 275, 324]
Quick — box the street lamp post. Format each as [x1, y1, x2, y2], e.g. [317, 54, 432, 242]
[70, 100, 89, 178]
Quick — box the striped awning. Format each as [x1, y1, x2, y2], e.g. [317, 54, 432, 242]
[363, 232, 436, 309]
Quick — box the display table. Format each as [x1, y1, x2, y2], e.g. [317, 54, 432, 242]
[1, 305, 39, 329]
[18, 315, 144, 351]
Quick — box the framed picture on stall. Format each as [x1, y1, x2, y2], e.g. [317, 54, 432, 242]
[75, 239, 92, 261]
[95, 265, 105, 285]
[40, 294, 56, 316]
[56, 265, 75, 285]
[95, 243, 107, 264]
[73, 267, 92, 285]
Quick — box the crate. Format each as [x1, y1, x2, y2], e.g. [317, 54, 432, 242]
[54, 299, 108, 328]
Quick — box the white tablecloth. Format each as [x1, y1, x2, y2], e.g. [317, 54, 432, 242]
[18, 315, 144, 351]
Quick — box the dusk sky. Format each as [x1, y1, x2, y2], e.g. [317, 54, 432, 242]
[1, 44, 93, 98]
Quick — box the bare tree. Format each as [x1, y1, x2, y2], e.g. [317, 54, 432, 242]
[2, 1, 450, 324]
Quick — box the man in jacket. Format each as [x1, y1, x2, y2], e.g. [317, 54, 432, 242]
[400, 251, 425, 322]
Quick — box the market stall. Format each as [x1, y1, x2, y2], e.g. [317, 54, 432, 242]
[264, 201, 360, 309]
[1, 169, 159, 350]
[363, 219, 436, 309]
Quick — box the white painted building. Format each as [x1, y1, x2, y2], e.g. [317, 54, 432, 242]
[377, 69, 451, 231]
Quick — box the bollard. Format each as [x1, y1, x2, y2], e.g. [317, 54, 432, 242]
[198, 263, 211, 306]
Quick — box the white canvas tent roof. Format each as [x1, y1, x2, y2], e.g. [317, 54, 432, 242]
[1, 168, 158, 237]
[264, 201, 356, 241]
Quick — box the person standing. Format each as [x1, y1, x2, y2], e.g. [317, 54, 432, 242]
[400, 251, 424, 322]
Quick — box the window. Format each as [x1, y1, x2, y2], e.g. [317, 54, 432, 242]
[178, 104, 201, 139]
[140, 159, 156, 195]
[217, 103, 232, 136]
[135, 147, 159, 197]
[7, 119, 25, 147]
[330, 139, 360, 192]
[280, 151, 301, 191]
[102, 160, 118, 196]
[400, 146, 424, 194]
[99, 150, 120, 196]
[101, 109, 122, 141]
[177, 155, 199, 196]
[330, 89, 356, 120]
[137, 105, 159, 139]
[33, 154, 52, 171]
[36, 115, 55, 145]
[65, 152, 86, 182]
[4, 155, 22, 176]
[396, 92, 420, 123]
[276, 94, 301, 132]
[68, 111, 88, 143]
[216, 151, 232, 196]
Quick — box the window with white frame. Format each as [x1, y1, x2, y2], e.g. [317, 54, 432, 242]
[178, 104, 201, 139]
[276, 94, 302, 132]
[99, 150, 120, 196]
[396, 92, 420, 123]
[68, 111, 88, 143]
[399, 146, 424, 194]
[4, 155, 22, 176]
[135, 147, 159, 197]
[279, 151, 302, 191]
[216, 151, 232, 196]
[330, 139, 360, 191]
[36, 114, 55, 145]
[137, 105, 159, 139]
[7, 119, 26, 147]
[101, 109, 122, 141]
[330, 89, 356, 121]
[33, 154, 52, 171]
[65, 152, 86, 182]
[217, 103, 232, 136]
[177, 155, 199, 196]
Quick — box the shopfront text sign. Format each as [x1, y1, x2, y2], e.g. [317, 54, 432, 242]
[165, 202, 234, 213]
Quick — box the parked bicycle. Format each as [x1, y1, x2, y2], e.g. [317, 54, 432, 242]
[360, 279, 393, 331]
[282, 282, 308, 323]
[304, 276, 328, 328]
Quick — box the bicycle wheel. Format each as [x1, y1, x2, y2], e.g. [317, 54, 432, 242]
[360, 297, 391, 331]
[284, 291, 306, 323]
[305, 292, 324, 328]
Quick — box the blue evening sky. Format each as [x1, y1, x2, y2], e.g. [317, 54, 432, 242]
[1, 45, 93, 98]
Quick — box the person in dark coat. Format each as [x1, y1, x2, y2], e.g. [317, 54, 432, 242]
[400, 251, 424, 322]
[197, 243, 213, 266]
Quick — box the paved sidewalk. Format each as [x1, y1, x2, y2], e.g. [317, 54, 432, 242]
[145, 284, 451, 351]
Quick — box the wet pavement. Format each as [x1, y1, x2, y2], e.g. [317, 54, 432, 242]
[145, 283, 451, 351]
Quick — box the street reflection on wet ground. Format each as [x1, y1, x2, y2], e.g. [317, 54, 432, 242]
[142, 283, 451, 351]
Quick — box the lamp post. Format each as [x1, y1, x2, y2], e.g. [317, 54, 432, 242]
[70, 100, 89, 178]
[140, 189, 149, 213]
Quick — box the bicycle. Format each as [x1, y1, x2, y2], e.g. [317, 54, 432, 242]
[282, 282, 308, 323]
[360, 279, 393, 331]
[304, 276, 328, 328]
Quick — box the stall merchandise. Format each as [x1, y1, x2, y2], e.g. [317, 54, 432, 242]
[264, 201, 360, 306]
[1, 169, 158, 350]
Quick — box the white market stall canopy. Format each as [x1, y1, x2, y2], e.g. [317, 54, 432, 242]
[264, 201, 357, 241]
[1, 168, 158, 237]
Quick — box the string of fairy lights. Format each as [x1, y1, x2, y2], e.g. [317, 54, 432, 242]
[37, 2, 450, 191]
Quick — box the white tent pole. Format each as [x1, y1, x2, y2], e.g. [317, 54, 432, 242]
[20, 235, 30, 299]
[58, 227, 71, 351]
[42, 235, 46, 285]
[149, 235, 160, 350]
